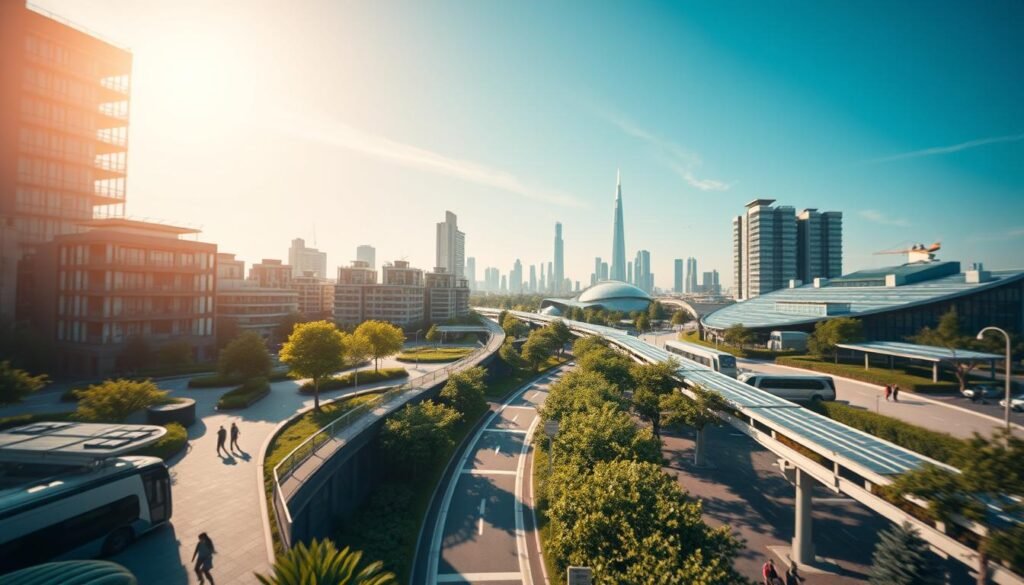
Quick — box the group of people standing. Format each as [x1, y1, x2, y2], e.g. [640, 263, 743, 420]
[883, 383, 901, 402]
[762, 558, 804, 585]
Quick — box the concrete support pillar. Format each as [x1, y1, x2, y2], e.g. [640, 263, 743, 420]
[864, 353, 870, 370]
[694, 427, 707, 467]
[792, 468, 814, 566]
[933, 363, 939, 383]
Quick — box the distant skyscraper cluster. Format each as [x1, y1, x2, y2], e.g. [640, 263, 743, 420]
[733, 199, 842, 300]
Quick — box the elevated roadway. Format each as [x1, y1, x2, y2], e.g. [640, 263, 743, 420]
[478, 308, 1022, 585]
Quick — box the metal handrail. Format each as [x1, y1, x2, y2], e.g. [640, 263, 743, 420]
[271, 323, 503, 542]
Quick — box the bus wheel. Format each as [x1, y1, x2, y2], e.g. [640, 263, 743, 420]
[103, 527, 134, 556]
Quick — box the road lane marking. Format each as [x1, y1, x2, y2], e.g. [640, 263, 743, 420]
[437, 573, 522, 583]
[462, 469, 517, 476]
[511, 414, 519, 422]
[478, 499, 486, 535]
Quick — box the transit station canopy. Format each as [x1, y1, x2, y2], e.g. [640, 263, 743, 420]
[836, 341, 1002, 364]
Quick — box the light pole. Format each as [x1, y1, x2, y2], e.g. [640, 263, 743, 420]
[977, 326, 1013, 434]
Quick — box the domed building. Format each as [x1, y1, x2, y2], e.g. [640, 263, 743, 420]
[539, 280, 652, 316]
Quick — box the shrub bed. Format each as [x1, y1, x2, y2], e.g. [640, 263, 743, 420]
[298, 368, 408, 395]
[776, 355, 958, 393]
[217, 377, 270, 410]
[134, 422, 188, 459]
[809, 400, 968, 466]
[395, 347, 472, 363]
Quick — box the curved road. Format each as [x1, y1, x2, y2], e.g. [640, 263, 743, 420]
[415, 364, 572, 585]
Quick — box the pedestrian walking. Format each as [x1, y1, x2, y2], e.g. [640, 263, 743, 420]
[192, 532, 216, 584]
[785, 564, 805, 585]
[229, 422, 240, 452]
[762, 558, 781, 585]
[216, 426, 227, 456]
[892, 384, 900, 402]
[884, 384, 892, 401]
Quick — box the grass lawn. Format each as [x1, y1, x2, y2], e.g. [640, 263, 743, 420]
[776, 355, 959, 393]
[680, 331, 799, 361]
[485, 355, 567, 399]
[395, 346, 473, 363]
[262, 390, 389, 554]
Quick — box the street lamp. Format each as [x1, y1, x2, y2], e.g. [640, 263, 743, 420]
[977, 326, 1013, 434]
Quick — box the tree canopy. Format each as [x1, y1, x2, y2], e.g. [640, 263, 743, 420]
[722, 323, 754, 350]
[630, 360, 680, 438]
[380, 400, 461, 479]
[551, 403, 662, 470]
[541, 370, 623, 423]
[869, 523, 943, 585]
[219, 331, 272, 380]
[354, 321, 406, 372]
[808, 317, 864, 362]
[439, 366, 487, 416]
[648, 300, 667, 320]
[424, 324, 440, 344]
[280, 320, 346, 410]
[671, 310, 692, 327]
[76, 379, 167, 422]
[912, 309, 985, 391]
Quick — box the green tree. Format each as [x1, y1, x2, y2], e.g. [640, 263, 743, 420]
[630, 360, 680, 438]
[380, 400, 461, 479]
[521, 327, 557, 370]
[722, 323, 754, 351]
[808, 317, 864, 363]
[576, 347, 635, 390]
[279, 321, 346, 411]
[0, 361, 48, 406]
[255, 538, 395, 585]
[541, 370, 623, 423]
[344, 332, 373, 388]
[551, 403, 662, 472]
[354, 320, 406, 372]
[869, 523, 943, 585]
[440, 367, 487, 415]
[634, 313, 651, 333]
[157, 340, 193, 370]
[499, 338, 525, 370]
[671, 310, 692, 328]
[571, 336, 606, 359]
[215, 317, 240, 350]
[76, 379, 168, 422]
[912, 309, 983, 391]
[662, 386, 729, 467]
[274, 311, 305, 344]
[218, 331, 272, 380]
[648, 300, 667, 321]
[548, 319, 574, 354]
[425, 324, 440, 345]
[500, 314, 529, 339]
[546, 459, 743, 585]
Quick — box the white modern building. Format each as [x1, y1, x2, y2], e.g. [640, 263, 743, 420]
[356, 244, 376, 270]
[733, 199, 797, 300]
[288, 238, 327, 279]
[435, 211, 465, 278]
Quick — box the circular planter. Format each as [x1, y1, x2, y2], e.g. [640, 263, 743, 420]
[147, 398, 196, 427]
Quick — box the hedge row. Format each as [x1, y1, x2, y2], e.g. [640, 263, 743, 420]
[776, 355, 958, 393]
[680, 331, 798, 360]
[217, 377, 271, 410]
[189, 369, 289, 388]
[299, 368, 408, 395]
[809, 400, 968, 466]
[134, 423, 188, 460]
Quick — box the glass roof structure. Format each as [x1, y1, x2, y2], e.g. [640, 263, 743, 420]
[540, 280, 651, 315]
[703, 267, 1024, 331]
[836, 341, 1002, 363]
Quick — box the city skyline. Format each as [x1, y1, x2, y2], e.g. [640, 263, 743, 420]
[29, 0, 1024, 292]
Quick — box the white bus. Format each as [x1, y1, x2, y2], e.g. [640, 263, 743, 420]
[0, 423, 172, 572]
[664, 340, 739, 378]
[737, 373, 836, 403]
[768, 331, 809, 352]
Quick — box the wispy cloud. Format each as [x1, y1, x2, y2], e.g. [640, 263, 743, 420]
[860, 132, 1024, 165]
[859, 209, 910, 227]
[968, 226, 1024, 242]
[272, 112, 585, 208]
[589, 104, 731, 192]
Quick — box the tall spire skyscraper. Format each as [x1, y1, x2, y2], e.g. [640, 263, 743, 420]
[610, 170, 627, 281]
[553, 222, 564, 294]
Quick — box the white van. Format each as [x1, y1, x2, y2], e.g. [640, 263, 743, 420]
[768, 331, 810, 352]
[738, 373, 836, 403]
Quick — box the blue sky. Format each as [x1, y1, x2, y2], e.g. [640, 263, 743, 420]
[42, 0, 1024, 290]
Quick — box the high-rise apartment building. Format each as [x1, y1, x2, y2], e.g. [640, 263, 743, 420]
[424, 267, 470, 322]
[511, 259, 523, 293]
[500, 274, 507, 293]
[634, 250, 652, 293]
[673, 259, 683, 293]
[797, 209, 843, 284]
[466, 257, 476, 291]
[553, 222, 564, 294]
[250, 258, 292, 288]
[356, 244, 376, 270]
[627, 261, 633, 285]
[334, 260, 377, 325]
[1, 3, 132, 319]
[216, 253, 299, 342]
[288, 238, 327, 279]
[685, 257, 698, 294]
[291, 271, 334, 319]
[484, 267, 500, 292]
[733, 199, 797, 300]
[546, 262, 553, 294]
[27, 219, 216, 374]
[333, 260, 429, 327]
[701, 270, 721, 295]
[610, 171, 626, 281]
[435, 210, 465, 278]
[529, 264, 536, 293]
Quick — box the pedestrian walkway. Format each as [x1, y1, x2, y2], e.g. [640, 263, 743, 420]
[106, 357, 446, 585]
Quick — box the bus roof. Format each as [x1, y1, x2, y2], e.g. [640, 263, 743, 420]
[664, 339, 735, 357]
[0, 422, 167, 464]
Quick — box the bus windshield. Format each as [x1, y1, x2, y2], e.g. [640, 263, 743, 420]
[719, 355, 737, 368]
